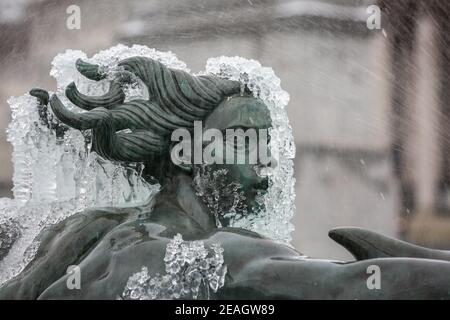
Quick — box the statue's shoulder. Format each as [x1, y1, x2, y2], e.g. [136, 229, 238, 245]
[0, 207, 139, 299]
[205, 227, 301, 260]
[38, 206, 137, 243]
[29, 206, 140, 269]
[103, 213, 207, 244]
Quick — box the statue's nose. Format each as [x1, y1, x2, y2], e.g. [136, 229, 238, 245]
[258, 154, 277, 169]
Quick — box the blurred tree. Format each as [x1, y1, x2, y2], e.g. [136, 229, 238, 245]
[429, 1, 450, 215]
[379, 0, 419, 232]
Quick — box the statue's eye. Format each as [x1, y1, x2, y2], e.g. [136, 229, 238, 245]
[225, 134, 243, 150]
[225, 130, 254, 151]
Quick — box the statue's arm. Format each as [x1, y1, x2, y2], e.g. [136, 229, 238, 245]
[0, 209, 129, 299]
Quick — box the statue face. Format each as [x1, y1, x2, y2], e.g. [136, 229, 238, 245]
[193, 95, 274, 226]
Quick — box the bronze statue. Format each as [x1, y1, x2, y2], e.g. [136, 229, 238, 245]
[1, 56, 450, 300]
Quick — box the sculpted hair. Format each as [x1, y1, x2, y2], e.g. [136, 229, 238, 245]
[43, 57, 241, 177]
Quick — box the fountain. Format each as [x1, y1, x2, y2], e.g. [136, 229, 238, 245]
[1, 45, 450, 299]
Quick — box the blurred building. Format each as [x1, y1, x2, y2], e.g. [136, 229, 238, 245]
[0, 0, 449, 259]
[379, 0, 450, 248]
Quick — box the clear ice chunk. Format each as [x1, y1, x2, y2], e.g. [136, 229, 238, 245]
[122, 234, 227, 300]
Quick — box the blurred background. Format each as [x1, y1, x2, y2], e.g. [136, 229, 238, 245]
[0, 0, 449, 260]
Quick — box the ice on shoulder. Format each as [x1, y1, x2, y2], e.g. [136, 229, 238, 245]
[121, 234, 227, 300]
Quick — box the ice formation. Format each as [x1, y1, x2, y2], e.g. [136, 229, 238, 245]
[0, 45, 178, 285]
[193, 167, 250, 228]
[0, 44, 296, 286]
[121, 234, 227, 300]
[206, 56, 296, 244]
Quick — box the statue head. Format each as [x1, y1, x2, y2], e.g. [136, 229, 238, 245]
[190, 95, 274, 226]
[44, 56, 275, 226]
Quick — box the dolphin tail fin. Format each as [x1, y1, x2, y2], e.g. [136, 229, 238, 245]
[329, 227, 450, 261]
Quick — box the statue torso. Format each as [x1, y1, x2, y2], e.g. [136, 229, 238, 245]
[35, 206, 300, 299]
